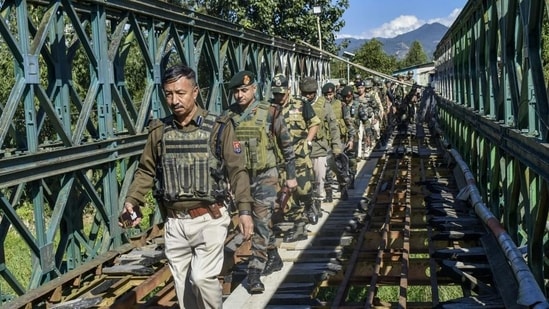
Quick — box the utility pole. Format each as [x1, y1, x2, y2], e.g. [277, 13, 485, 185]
[313, 6, 322, 50]
[343, 51, 355, 82]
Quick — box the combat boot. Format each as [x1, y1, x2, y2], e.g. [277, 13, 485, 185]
[283, 221, 308, 243]
[306, 202, 318, 225]
[323, 188, 333, 203]
[247, 268, 264, 293]
[315, 199, 323, 218]
[340, 186, 349, 200]
[262, 248, 283, 276]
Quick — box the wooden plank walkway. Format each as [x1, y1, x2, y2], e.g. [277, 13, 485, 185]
[223, 149, 382, 308]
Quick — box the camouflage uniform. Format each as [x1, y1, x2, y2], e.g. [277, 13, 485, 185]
[303, 78, 342, 222]
[364, 81, 383, 143]
[336, 78, 348, 101]
[340, 86, 360, 189]
[279, 95, 320, 241]
[394, 75, 406, 104]
[354, 80, 368, 158]
[225, 71, 296, 292]
[322, 82, 354, 202]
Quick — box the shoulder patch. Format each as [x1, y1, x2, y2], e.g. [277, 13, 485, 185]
[232, 141, 242, 154]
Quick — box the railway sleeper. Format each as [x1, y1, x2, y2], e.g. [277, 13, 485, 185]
[438, 259, 494, 280]
[430, 230, 485, 241]
[432, 247, 487, 261]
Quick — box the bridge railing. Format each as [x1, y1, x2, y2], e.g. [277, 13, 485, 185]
[433, 0, 549, 294]
[0, 0, 328, 299]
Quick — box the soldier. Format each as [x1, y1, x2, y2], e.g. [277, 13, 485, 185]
[354, 80, 368, 158]
[322, 82, 353, 202]
[336, 78, 348, 100]
[381, 79, 397, 144]
[300, 77, 343, 224]
[405, 71, 418, 123]
[224, 70, 298, 294]
[121, 64, 254, 308]
[361, 106, 375, 151]
[271, 74, 320, 243]
[364, 78, 384, 144]
[354, 73, 363, 86]
[340, 85, 359, 189]
[394, 74, 406, 105]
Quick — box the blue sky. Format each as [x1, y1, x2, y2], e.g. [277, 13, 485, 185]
[337, 0, 468, 39]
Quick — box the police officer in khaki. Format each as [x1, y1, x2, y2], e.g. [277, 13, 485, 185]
[121, 64, 254, 309]
[224, 70, 297, 294]
[271, 74, 320, 243]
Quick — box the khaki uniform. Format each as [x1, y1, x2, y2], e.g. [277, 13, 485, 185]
[125, 106, 253, 308]
[125, 106, 253, 212]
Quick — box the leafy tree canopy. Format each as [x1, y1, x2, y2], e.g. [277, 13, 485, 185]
[351, 38, 398, 75]
[400, 40, 429, 68]
[182, 0, 349, 54]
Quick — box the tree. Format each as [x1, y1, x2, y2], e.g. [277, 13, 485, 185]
[542, 16, 549, 88]
[352, 38, 398, 75]
[400, 40, 429, 68]
[188, 0, 349, 54]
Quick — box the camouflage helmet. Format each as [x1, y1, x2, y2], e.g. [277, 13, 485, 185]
[373, 76, 382, 85]
[299, 77, 318, 93]
[339, 78, 348, 86]
[364, 78, 374, 88]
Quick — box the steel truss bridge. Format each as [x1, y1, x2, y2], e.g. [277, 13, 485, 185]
[0, 0, 548, 307]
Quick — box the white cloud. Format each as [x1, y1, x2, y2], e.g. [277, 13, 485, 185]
[427, 8, 462, 27]
[336, 8, 463, 40]
[369, 15, 424, 38]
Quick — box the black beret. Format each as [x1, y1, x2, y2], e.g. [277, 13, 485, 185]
[340, 86, 354, 98]
[271, 74, 289, 93]
[229, 71, 255, 89]
[299, 77, 318, 93]
[322, 82, 336, 94]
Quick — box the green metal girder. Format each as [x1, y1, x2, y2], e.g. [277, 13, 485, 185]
[0, 0, 329, 297]
[434, 0, 549, 293]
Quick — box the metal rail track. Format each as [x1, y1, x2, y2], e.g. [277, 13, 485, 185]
[324, 122, 518, 308]
[2, 122, 541, 308]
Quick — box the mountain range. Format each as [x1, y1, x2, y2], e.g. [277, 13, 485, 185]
[336, 22, 449, 60]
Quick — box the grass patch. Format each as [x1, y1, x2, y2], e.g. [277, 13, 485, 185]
[317, 284, 463, 304]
